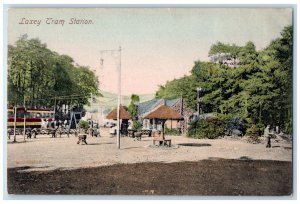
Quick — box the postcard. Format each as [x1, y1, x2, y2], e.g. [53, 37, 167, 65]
[6, 6, 294, 197]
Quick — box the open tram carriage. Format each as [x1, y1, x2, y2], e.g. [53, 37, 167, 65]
[7, 107, 55, 138]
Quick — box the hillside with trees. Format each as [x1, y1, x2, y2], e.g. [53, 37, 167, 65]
[156, 25, 293, 136]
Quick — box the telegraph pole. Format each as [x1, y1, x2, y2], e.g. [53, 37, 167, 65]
[100, 46, 122, 149]
[197, 88, 201, 115]
[23, 98, 26, 141]
[90, 92, 93, 128]
[13, 106, 17, 142]
[90, 93, 93, 108]
[117, 46, 121, 149]
[54, 95, 57, 119]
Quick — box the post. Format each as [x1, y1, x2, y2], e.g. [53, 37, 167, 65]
[117, 46, 121, 149]
[90, 93, 93, 123]
[162, 120, 165, 139]
[90, 93, 93, 108]
[100, 47, 122, 149]
[23, 106, 26, 141]
[13, 106, 17, 142]
[197, 88, 200, 115]
[54, 95, 56, 115]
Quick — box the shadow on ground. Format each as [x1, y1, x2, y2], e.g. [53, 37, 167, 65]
[88, 142, 115, 145]
[177, 143, 211, 147]
[7, 140, 34, 144]
[7, 159, 292, 196]
[121, 146, 141, 150]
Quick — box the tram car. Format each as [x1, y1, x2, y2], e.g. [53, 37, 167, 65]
[7, 107, 55, 129]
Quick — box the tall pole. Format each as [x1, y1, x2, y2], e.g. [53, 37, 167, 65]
[90, 92, 93, 120]
[54, 95, 57, 120]
[13, 106, 17, 142]
[197, 88, 200, 115]
[117, 46, 121, 149]
[23, 99, 26, 141]
[90, 93, 93, 108]
[100, 47, 122, 149]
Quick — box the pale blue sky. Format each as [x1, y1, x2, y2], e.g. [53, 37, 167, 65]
[8, 8, 292, 95]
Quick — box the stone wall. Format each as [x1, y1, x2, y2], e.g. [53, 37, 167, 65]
[170, 99, 194, 133]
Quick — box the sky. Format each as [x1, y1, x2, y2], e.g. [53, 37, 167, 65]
[8, 8, 292, 95]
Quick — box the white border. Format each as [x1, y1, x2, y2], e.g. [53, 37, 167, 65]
[1, 0, 298, 203]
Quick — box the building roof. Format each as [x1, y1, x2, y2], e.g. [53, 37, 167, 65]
[165, 98, 179, 107]
[106, 105, 131, 120]
[144, 105, 183, 120]
[138, 98, 180, 116]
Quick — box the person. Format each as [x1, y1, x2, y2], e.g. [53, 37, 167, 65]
[266, 134, 272, 148]
[45, 120, 49, 129]
[264, 125, 270, 137]
[41, 119, 47, 129]
[57, 120, 61, 127]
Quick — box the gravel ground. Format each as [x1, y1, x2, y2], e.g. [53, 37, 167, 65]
[7, 128, 292, 171]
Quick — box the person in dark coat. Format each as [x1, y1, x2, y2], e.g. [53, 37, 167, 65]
[266, 134, 272, 148]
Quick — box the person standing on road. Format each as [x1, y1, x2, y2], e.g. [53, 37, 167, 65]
[266, 134, 272, 148]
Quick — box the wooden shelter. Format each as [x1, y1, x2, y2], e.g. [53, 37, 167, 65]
[106, 105, 131, 120]
[144, 105, 183, 136]
[106, 105, 131, 135]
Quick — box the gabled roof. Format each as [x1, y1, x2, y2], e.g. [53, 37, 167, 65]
[106, 105, 131, 120]
[138, 99, 162, 115]
[165, 98, 180, 107]
[144, 105, 183, 120]
[138, 98, 180, 116]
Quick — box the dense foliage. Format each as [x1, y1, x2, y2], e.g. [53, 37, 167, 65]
[156, 25, 293, 136]
[78, 120, 89, 130]
[132, 120, 142, 131]
[165, 127, 181, 136]
[128, 94, 141, 131]
[225, 117, 246, 136]
[128, 94, 140, 120]
[8, 35, 100, 112]
[187, 117, 225, 139]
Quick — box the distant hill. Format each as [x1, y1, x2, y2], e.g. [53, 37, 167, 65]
[85, 91, 155, 112]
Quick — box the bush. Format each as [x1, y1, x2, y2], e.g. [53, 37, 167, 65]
[78, 120, 89, 130]
[246, 124, 260, 136]
[187, 117, 225, 139]
[165, 127, 181, 136]
[132, 121, 142, 131]
[225, 116, 246, 136]
[187, 118, 203, 138]
[284, 118, 292, 134]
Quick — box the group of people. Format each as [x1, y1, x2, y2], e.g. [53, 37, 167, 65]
[41, 119, 68, 129]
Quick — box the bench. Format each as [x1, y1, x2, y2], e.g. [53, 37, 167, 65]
[153, 138, 171, 147]
[152, 131, 171, 147]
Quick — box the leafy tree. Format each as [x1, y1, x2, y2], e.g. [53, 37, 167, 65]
[128, 94, 140, 120]
[78, 120, 89, 130]
[155, 74, 199, 109]
[8, 35, 100, 114]
[156, 25, 293, 136]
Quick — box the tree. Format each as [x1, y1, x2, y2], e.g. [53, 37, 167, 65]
[8, 35, 100, 114]
[128, 94, 140, 120]
[155, 25, 293, 136]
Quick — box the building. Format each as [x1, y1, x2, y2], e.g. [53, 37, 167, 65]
[209, 53, 240, 68]
[138, 98, 195, 133]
